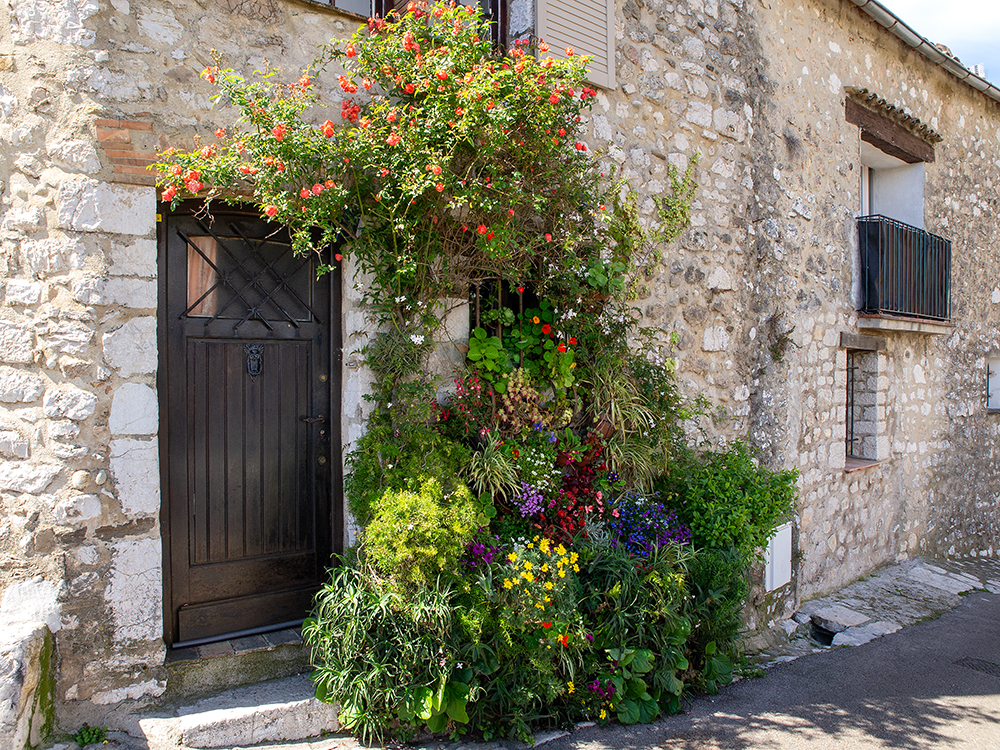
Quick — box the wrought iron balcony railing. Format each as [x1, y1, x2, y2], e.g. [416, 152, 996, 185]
[858, 215, 951, 322]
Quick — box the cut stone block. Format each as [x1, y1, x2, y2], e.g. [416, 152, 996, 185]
[831, 620, 901, 647]
[906, 563, 981, 596]
[139, 674, 339, 749]
[810, 604, 870, 634]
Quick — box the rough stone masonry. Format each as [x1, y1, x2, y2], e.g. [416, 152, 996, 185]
[1, 0, 1000, 739]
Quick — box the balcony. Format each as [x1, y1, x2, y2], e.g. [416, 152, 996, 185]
[858, 215, 951, 329]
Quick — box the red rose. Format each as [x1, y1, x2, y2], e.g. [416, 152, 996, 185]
[264, 205, 277, 217]
[477, 225, 487, 235]
[161, 185, 177, 201]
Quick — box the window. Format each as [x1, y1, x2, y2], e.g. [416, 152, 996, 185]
[840, 333, 885, 467]
[373, 0, 506, 48]
[537, 0, 615, 89]
[847, 91, 951, 323]
[988, 357, 1000, 412]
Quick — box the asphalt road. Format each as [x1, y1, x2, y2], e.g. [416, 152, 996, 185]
[538, 590, 1000, 750]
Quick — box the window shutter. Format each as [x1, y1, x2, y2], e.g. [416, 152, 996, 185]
[537, 0, 615, 90]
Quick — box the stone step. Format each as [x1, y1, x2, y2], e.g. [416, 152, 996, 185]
[139, 674, 339, 749]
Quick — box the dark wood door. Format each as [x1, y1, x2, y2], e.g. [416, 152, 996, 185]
[158, 203, 341, 647]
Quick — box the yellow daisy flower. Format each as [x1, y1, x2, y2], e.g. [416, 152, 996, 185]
[508, 552, 518, 563]
[503, 579, 513, 589]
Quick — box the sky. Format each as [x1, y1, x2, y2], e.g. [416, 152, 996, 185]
[881, 0, 1000, 82]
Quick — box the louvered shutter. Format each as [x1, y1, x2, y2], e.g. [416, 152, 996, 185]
[537, 0, 615, 90]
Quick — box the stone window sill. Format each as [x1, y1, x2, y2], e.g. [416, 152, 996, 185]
[845, 457, 881, 473]
[857, 314, 953, 335]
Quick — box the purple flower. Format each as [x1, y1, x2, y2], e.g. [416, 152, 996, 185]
[515, 482, 545, 517]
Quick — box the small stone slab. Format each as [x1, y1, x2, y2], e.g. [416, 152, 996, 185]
[906, 564, 980, 596]
[532, 730, 570, 746]
[831, 620, 901, 647]
[810, 604, 870, 633]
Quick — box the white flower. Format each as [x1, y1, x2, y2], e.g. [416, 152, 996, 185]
[395, 295, 406, 303]
[410, 333, 425, 345]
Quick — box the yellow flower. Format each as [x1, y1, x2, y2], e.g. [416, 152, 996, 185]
[541, 563, 549, 572]
[599, 709, 607, 720]
[523, 571, 535, 582]
[570, 552, 579, 564]
[544, 596, 551, 603]
[567, 681, 575, 694]
[558, 569, 566, 578]
[533, 316, 541, 324]
[555, 544, 567, 556]
[508, 552, 518, 563]
[535, 602, 544, 609]
[503, 578, 513, 589]
[523, 561, 533, 570]
[544, 581, 554, 590]
[572, 564, 580, 572]
[526, 542, 534, 549]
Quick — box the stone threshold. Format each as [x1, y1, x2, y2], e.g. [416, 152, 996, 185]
[167, 627, 304, 665]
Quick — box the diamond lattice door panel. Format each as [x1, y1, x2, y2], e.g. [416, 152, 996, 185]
[160, 203, 341, 647]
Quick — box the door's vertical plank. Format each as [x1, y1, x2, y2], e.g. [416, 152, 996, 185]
[244, 341, 263, 558]
[278, 343, 298, 552]
[261, 341, 281, 554]
[226, 343, 245, 560]
[206, 343, 229, 563]
[295, 344, 308, 550]
[189, 339, 209, 565]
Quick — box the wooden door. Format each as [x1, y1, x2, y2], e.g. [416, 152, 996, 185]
[158, 203, 341, 647]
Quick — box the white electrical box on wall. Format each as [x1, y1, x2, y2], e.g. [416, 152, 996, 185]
[764, 522, 793, 592]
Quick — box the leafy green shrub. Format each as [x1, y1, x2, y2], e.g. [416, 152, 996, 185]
[72, 724, 107, 747]
[682, 547, 749, 693]
[659, 442, 797, 556]
[345, 380, 470, 524]
[364, 476, 484, 589]
[305, 563, 460, 743]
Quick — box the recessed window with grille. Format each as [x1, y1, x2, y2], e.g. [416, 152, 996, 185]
[373, 0, 506, 47]
[988, 358, 1000, 413]
[845, 349, 878, 461]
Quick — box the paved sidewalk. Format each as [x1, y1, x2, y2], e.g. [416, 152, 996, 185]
[55, 556, 1000, 750]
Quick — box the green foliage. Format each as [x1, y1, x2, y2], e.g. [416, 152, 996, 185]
[466, 432, 517, 502]
[651, 154, 700, 245]
[364, 476, 483, 590]
[304, 565, 459, 743]
[71, 724, 107, 747]
[467, 327, 512, 389]
[660, 442, 798, 556]
[344, 391, 470, 525]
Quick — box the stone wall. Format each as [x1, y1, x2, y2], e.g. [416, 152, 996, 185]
[749, 0, 1000, 597]
[3, 0, 1000, 728]
[0, 0, 371, 726]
